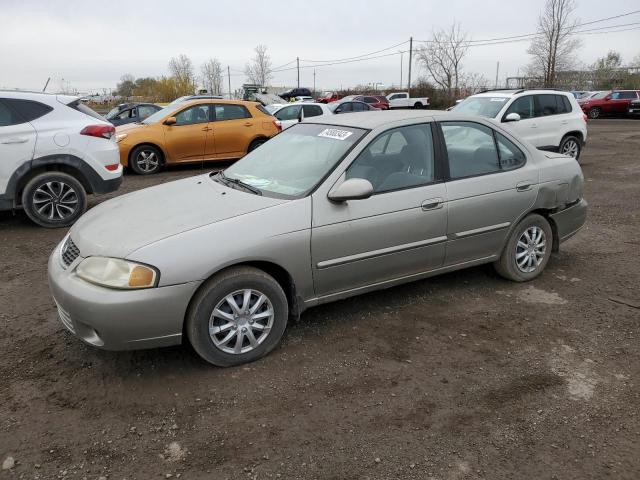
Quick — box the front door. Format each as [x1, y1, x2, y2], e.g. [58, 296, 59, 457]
[211, 104, 255, 158]
[0, 100, 36, 195]
[163, 103, 211, 162]
[439, 121, 538, 265]
[311, 123, 447, 297]
[501, 95, 541, 146]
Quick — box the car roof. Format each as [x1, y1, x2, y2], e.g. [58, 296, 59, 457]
[305, 110, 447, 129]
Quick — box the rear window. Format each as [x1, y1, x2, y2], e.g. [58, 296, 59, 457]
[67, 100, 104, 121]
[3, 99, 53, 122]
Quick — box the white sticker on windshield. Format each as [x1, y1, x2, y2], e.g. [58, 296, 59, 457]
[490, 98, 507, 102]
[318, 128, 353, 140]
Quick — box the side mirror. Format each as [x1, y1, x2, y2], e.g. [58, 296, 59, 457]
[328, 178, 374, 202]
[504, 112, 521, 122]
[604, 95, 611, 101]
[163, 116, 177, 126]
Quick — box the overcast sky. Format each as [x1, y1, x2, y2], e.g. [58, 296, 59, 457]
[1, 0, 639, 94]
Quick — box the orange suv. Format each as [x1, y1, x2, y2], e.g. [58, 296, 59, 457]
[115, 99, 280, 174]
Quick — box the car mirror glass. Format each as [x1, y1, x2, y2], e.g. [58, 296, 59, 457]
[328, 178, 374, 202]
[504, 112, 521, 122]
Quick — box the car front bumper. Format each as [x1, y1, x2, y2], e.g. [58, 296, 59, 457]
[47, 244, 201, 351]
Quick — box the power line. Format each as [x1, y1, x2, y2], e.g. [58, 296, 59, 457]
[299, 40, 409, 64]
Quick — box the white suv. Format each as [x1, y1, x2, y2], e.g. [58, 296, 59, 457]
[0, 91, 123, 227]
[452, 89, 587, 159]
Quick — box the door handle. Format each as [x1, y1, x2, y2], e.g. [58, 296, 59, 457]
[201, 127, 212, 132]
[530, 123, 538, 128]
[516, 182, 532, 192]
[561, 120, 569, 125]
[421, 198, 444, 211]
[244, 122, 254, 127]
[1, 137, 28, 144]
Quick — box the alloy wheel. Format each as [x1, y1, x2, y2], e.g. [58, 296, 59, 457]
[515, 226, 546, 273]
[561, 139, 579, 157]
[32, 181, 79, 221]
[135, 149, 159, 173]
[209, 289, 274, 354]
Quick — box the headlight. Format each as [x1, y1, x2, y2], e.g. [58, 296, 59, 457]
[76, 257, 158, 289]
[116, 133, 128, 143]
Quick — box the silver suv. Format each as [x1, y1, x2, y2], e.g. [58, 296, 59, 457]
[452, 89, 588, 159]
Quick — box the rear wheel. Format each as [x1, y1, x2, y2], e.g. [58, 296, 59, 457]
[494, 214, 553, 282]
[248, 138, 267, 152]
[413, 102, 423, 109]
[588, 107, 601, 119]
[130, 145, 162, 175]
[21, 172, 87, 228]
[186, 266, 288, 367]
[559, 135, 582, 159]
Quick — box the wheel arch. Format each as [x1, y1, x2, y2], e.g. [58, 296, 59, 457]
[247, 135, 270, 153]
[561, 130, 584, 143]
[527, 208, 560, 252]
[128, 142, 166, 167]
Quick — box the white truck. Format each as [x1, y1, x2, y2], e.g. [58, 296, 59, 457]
[386, 92, 429, 109]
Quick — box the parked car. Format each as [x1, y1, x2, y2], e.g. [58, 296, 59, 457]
[452, 89, 587, 159]
[48, 110, 586, 366]
[577, 91, 609, 104]
[0, 91, 122, 227]
[292, 96, 315, 103]
[168, 95, 224, 106]
[317, 91, 342, 103]
[271, 103, 333, 130]
[386, 92, 429, 109]
[570, 91, 590, 99]
[279, 88, 312, 101]
[579, 90, 640, 119]
[628, 98, 640, 117]
[115, 99, 280, 174]
[105, 103, 162, 126]
[353, 95, 389, 110]
[328, 100, 379, 114]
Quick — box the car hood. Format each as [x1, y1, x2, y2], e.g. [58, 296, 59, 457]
[70, 174, 288, 258]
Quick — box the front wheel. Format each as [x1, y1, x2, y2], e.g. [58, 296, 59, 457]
[130, 145, 162, 175]
[559, 135, 582, 159]
[21, 172, 87, 228]
[588, 107, 601, 119]
[494, 214, 553, 282]
[186, 267, 288, 367]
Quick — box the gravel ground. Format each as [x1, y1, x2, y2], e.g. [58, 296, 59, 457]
[1, 119, 639, 480]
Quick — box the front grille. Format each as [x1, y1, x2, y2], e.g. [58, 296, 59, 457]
[61, 237, 80, 267]
[55, 301, 75, 334]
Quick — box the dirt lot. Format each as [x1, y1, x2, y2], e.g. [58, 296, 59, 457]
[1, 119, 639, 480]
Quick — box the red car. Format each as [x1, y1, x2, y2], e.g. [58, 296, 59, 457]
[354, 95, 390, 110]
[317, 91, 342, 103]
[580, 90, 640, 119]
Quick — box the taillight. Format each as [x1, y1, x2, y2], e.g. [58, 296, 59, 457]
[273, 119, 282, 132]
[81, 125, 116, 139]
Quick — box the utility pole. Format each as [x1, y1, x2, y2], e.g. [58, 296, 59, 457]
[495, 61, 500, 89]
[313, 69, 316, 96]
[296, 57, 300, 88]
[227, 66, 232, 100]
[407, 37, 413, 95]
[399, 51, 403, 89]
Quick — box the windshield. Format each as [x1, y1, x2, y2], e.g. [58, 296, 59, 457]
[106, 106, 122, 119]
[142, 103, 182, 124]
[451, 96, 509, 118]
[168, 96, 189, 106]
[221, 123, 367, 198]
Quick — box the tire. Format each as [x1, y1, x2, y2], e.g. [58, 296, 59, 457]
[248, 138, 267, 152]
[559, 135, 582, 159]
[588, 107, 601, 119]
[413, 102, 423, 109]
[129, 145, 162, 175]
[494, 214, 553, 282]
[186, 266, 288, 367]
[21, 172, 87, 228]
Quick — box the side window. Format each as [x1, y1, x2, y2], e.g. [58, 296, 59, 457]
[505, 96, 535, 120]
[441, 122, 500, 179]
[302, 105, 323, 118]
[214, 104, 251, 121]
[338, 103, 353, 113]
[495, 133, 526, 171]
[115, 109, 131, 120]
[275, 105, 301, 121]
[363, 97, 377, 104]
[0, 101, 25, 126]
[346, 124, 435, 193]
[352, 102, 366, 112]
[2, 99, 52, 123]
[138, 105, 157, 119]
[537, 95, 558, 116]
[174, 104, 211, 125]
[555, 96, 568, 114]
[620, 91, 637, 99]
[561, 95, 572, 113]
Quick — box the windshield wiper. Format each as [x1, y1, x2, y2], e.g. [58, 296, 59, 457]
[218, 172, 262, 196]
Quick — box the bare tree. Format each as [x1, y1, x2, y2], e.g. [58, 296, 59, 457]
[201, 58, 224, 95]
[460, 72, 490, 95]
[527, 0, 581, 87]
[244, 45, 273, 87]
[168, 54, 195, 85]
[415, 23, 469, 99]
[116, 73, 135, 98]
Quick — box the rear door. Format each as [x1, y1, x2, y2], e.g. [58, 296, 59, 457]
[311, 123, 447, 297]
[163, 103, 210, 162]
[0, 99, 37, 195]
[302, 104, 324, 119]
[211, 103, 254, 158]
[439, 121, 538, 265]
[534, 94, 566, 148]
[609, 91, 639, 113]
